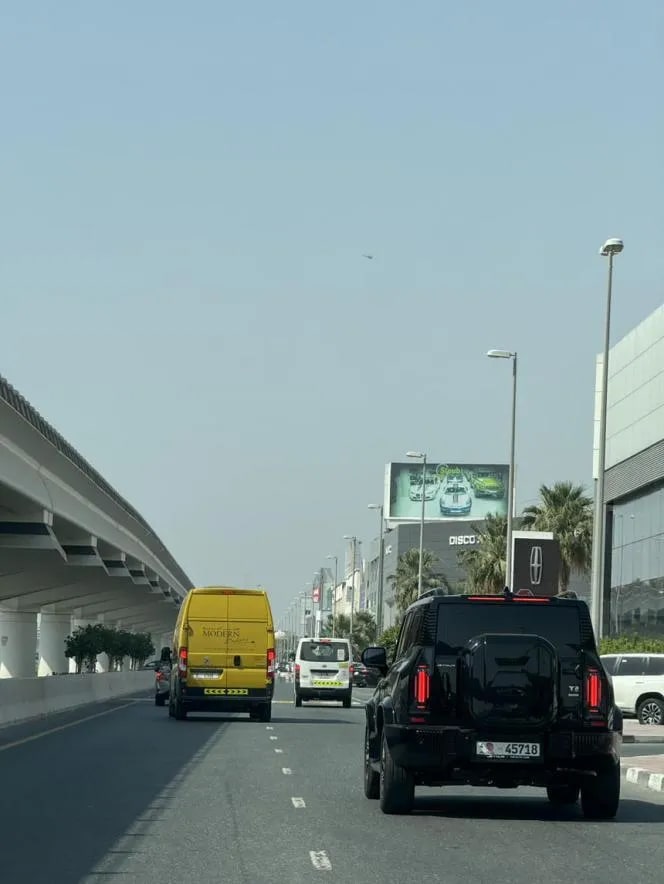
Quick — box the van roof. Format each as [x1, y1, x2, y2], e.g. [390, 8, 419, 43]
[190, 586, 268, 596]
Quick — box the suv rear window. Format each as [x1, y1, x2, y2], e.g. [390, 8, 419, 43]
[436, 602, 582, 656]
[299, 640, 349, 662]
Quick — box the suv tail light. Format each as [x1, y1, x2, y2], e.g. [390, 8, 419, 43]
[414, 664, 430, 709]
[585, 668, 602, 712]
[178, 648, 188, 679]
[267, 648, 276, 682]
[156, 669, 165, 682]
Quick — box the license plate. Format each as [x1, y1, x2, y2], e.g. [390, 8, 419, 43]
[476, 741, 540, 759]
[193, 671, 222, 680]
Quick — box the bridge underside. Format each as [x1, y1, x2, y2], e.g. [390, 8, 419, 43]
[0, 506, 185, 677]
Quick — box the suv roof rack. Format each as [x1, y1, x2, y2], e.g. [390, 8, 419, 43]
[417, 588, 449, 600]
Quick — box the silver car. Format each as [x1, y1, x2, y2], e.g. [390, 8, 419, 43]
[155, 649, 172, 707]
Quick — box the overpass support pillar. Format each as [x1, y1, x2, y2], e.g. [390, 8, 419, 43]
[38, 612, 73, 676]
[0, 609, 38, 678]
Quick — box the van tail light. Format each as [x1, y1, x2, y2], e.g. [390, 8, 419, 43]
[178, 648, 188, 679]
[267, 648, 276, 682]
[294, 663, 301, 678]
[414, 665, 430, 709]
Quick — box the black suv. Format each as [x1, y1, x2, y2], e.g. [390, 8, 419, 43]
[361, 590, 622, 818]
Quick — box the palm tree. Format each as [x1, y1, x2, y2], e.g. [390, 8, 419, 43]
[457, 513, 507, 594]
[520, 481, 593, 592]
[388, 548, 449, 617]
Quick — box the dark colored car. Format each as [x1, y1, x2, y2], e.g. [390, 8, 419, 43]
[361, 590, 622, 818]
[351, 662, 381, 688]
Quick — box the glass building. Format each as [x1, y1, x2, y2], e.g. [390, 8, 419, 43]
[595, 304, 664, 638]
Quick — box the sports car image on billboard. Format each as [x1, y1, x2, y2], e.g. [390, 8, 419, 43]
[471, 468, 505, 499]
[408, 469, 440, 502]
[439, 476, 473, 516]
[385, 461, 508, 521]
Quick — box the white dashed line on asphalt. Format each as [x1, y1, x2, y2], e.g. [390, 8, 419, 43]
[269, 736, 278, 740]
[282, 767, 292, 775]
[291, 797, 306, 808]
[266, 726, 274, 730]
[310, 850, 332, 871]
[274, 748, 283, 753]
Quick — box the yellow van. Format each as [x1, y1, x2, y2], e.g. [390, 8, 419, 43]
[169, 586, 275, 722]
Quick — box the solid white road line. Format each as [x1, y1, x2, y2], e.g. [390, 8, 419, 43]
[310, 850, 332, 871]
[0, 702, 136, 753]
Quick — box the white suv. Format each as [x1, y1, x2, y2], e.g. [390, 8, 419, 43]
[600, 653, 664, 725]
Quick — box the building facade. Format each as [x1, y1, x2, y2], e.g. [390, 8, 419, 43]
[594, 303, 664, 638]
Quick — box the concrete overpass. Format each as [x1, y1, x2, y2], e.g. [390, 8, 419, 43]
[0, 374, 193, 677]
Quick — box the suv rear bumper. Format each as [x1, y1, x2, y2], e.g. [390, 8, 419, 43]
[384, 724, 621, 774]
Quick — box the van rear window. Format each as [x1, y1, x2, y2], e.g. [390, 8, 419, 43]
[299, 641, 349, 662]
[436, 603, 581, 656]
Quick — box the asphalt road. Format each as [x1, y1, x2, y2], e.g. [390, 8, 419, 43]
[1, 684, 664, 884]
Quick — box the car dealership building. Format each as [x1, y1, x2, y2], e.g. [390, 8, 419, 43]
[594, 302, 664, 638]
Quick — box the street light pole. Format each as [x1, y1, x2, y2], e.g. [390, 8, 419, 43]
[407, 451, 428, 598]
[590, 238, 624, 638]
[344, 535, 358, 639]
[487, 350, 518, 589]
[326, 554, 338, 638]
[368, 504, 385, 633]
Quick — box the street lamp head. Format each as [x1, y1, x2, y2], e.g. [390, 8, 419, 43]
[487, 349, 514, 359]
[599, 238, 624, 257]
[326, 554, 336, 560]
[368, 503, 382, 510]
[406, 451, 425, 459]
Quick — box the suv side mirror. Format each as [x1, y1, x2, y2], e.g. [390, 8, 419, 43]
[362, 646, 388, 673]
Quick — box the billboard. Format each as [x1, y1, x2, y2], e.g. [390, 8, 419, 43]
[385, 462, 509, 522]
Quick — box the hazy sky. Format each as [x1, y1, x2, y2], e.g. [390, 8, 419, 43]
[1, 2, 662, 620]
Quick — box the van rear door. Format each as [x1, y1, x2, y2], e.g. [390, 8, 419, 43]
[186, 591, 229, 690]
[225, 591, 272, 694]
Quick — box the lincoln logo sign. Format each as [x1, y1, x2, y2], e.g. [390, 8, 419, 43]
[529, 546, 543, 585]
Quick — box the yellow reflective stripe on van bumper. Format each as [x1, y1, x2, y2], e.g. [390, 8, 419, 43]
[203, 688, 249, 695]
[311, 680, 346, 687]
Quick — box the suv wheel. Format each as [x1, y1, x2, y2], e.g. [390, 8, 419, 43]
[363, 727, 379, 799]
[546, 783, 579, 805]
[295, 692, 302, 708]
[258, 703, 272, 723]
[155, 693, 165, 707]
[379, 731, 414, 814]
[342, 691, 352, 709]
[637, 697, 664, 725]
[580, 764, 620, 820]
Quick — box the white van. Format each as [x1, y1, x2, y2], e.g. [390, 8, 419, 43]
[294, 637, 352, 708]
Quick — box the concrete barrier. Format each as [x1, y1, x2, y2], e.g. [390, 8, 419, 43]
[0, 671, 154, 728]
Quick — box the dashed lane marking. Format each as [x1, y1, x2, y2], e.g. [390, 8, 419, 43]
[266, 726, 274, 730]
[291, 797, 306, 808]
[275, 748, 283, 753]
[310, 850, 332, 871]
[269, 736, 278, 740]
[282, 767, 292, 775]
